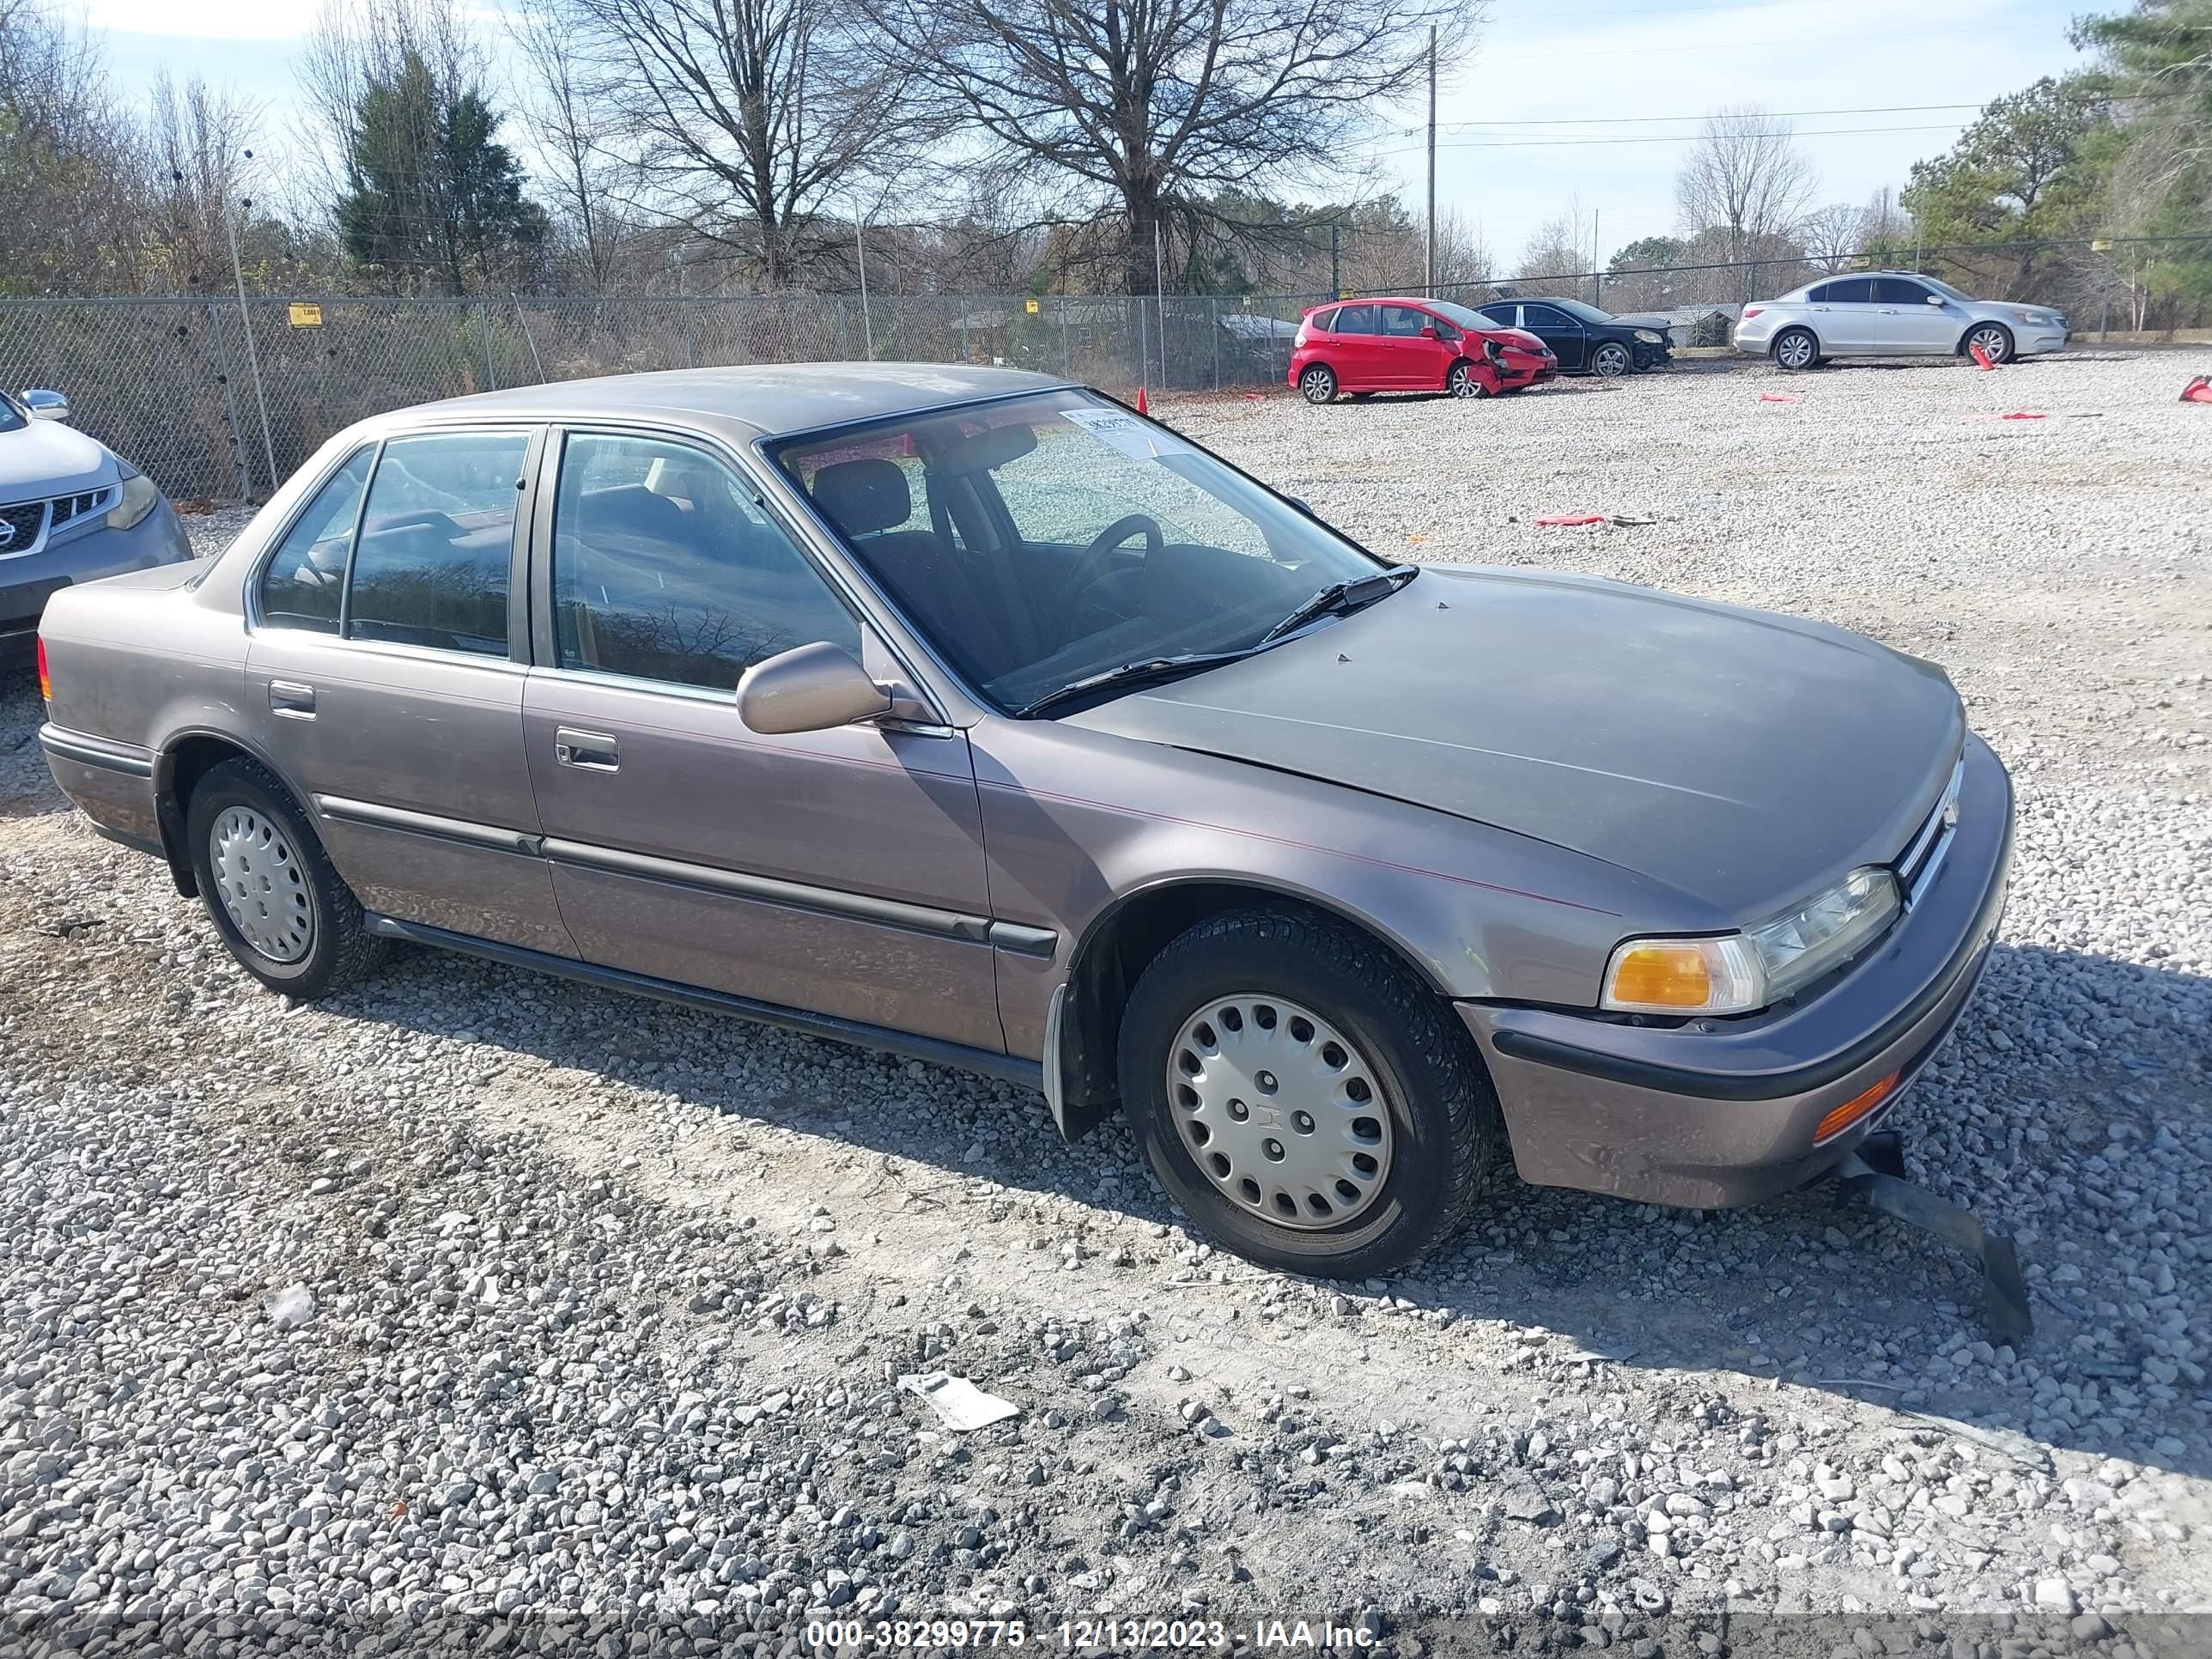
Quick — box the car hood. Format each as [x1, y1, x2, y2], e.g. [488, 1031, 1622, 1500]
[1066, 566, 1965, 919]
[1609, 313, 1674, 332]
[0, 418, 116, 498]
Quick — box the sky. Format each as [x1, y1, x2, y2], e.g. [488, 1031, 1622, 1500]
[86, 0, 2096, 271]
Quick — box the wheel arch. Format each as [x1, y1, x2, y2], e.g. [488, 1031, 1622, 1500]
[1770, 325, 1822, 367]
[152, 726, 310, 898]
[1050, 877, 1455, 1139]
[1957, 319, 2014, 356]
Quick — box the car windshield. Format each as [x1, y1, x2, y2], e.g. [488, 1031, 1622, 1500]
[1431, 301, 1493, 331]
[1548, 297, 1615, 324]
[0, 394, 25, 434]
[1918, 275, 1972, 301]
[772, 389, 1391, 713]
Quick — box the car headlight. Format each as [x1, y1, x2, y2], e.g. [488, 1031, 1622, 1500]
[1601, 866, 1902, 1015]
[2012, 308, 2054, 326]
[106, 469, 162, 532]
[1635, 329, 1663, 344]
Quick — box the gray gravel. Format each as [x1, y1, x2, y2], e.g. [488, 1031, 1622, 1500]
[1, 354, 2207, 1650]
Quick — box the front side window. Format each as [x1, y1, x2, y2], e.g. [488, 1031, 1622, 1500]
[774, 390, 1389, 713]
[551, 431, 860, 692]
[1382, 305, 1431, 337]
[257, 447, 373, 635]
[344, 428, 528, 656]
[1871, 276, 1936, 304]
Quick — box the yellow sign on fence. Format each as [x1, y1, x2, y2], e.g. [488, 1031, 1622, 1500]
[2090, 239, 2112, 253]
[288, 302, 323, 328]
[1024, 298, 1040, 315]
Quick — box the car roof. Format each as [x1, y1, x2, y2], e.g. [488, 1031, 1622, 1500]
[352, 362, 1077, 441]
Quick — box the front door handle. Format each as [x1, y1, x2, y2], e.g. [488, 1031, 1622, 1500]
[268, 680, 316, 718]
[554, 726, 619, 771]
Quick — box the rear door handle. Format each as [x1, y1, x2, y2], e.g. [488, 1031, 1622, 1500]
[269, 680, 316, 718]
[554, 726, 619, 771]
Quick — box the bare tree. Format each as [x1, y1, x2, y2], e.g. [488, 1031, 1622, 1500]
[1674, 105, 1818, 282]
[143, 76, 265, 290]
[873, 0, 1485, 297]
[507, 0, 631, 289]
[536, 0, 920, 289]
[1514, 204, 1587, 283]
[1, 0, 151, 291]
[1799, 201, 1862, 272]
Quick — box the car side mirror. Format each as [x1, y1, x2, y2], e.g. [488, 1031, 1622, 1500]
[1419, 325, 1439, 340]
[1285, 495, 1318, 518]
[22, 389, 70, 423]
[1925, 295, 1945, 306]
[737, 641, 893, 734]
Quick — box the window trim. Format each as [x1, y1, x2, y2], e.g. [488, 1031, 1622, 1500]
[244, 441, 379, 638]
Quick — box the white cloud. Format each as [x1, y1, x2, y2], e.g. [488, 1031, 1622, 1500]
[83, 0, 310, 39]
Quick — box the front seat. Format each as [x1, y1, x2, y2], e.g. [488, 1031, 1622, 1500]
[809, 458, 1021, 679]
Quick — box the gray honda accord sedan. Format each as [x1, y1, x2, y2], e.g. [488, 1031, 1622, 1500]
[34, 365, 2011, 1278]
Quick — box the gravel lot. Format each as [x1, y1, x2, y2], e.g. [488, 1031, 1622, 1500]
[2, 350, 2207, 1653]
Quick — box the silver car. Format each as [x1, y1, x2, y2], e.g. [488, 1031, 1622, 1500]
[33, 365, 2012, 1281]
[1, 387, 194, 642]
[1734, 271, 2069, 369]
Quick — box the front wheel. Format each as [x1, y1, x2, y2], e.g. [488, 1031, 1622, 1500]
[1298, 364, 1338, 404]
[1446, 360, 1489, 398]
[185, 756, 384, 1000]
[1590, 341, 1632, 378]
[1118, 907, 1504, 1278]
[1772, 327, 1820, 371]
[1962, 322, 2014, 364]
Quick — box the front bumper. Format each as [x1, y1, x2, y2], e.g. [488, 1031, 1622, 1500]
[0, 500, 194, 637]
[1460, 734, 2014, 1208]
[2018, 324, 2070, 356]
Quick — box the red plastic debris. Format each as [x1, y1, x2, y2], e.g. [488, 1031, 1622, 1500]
[1970, 343, 1996, 371]
[1534, 513, 1607, 526]
[1999, 411, 2046, 421]
[2183, 375, 2212, 404]
[1759, 392, 1800, 404]
[1134, 386, 1150, 414]
[1243, 392, 1263, 402]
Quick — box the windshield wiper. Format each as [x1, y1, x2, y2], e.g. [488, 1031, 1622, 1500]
[1012, 650, 1255, 720]
[1258, 565, 1416, 646]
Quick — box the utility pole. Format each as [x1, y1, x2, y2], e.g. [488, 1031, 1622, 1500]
[1424, 26, 1437, 296]
[224, 184, 278, 498]
[1155, 216, 1168, 391]
[1591, 210, 1601, 307]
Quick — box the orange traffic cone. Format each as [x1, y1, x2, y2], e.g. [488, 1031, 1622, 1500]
[1135, 386, 1150, 414]
[1970, 342, 1996, 371]
[2182, 375, 2212, 404]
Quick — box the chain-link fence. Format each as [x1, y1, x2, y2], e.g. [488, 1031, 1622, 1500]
[6, 234, 2207, 502]
[0, 292, 1322, 501]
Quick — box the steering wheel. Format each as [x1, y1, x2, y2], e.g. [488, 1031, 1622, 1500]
[1065, 513, 1164, 612]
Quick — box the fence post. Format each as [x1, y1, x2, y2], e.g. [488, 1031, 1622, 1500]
[202, 299, 254, 504]
[513, 297, 546, 383]
[1060, 299, 1072, 377]
[682, 295, 697, 368]
[1211, 297, 1220, 392]
[477, 301, 498, 391]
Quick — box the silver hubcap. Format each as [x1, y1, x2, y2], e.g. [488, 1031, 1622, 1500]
[1779, 334, 1813, 368]
[210, 806, 313, 963]
[1167, 994, 1394, 1231]
[1972, 328, 2005, 360]
[1302, 369, 1331, 399]
[1596, 346, 1628, 374]
[1449, 367, 1479, 397]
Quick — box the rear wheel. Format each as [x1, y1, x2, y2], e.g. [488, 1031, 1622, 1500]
[185, 757, 383, 1000]
[1118, 907, 1503, 1278]
[1772, 327, 1820, 371]
[1590, 341, 1632, 378]
[1446, 359, 1488, 398]
[1962, 322, 2014, 364]
[1298, 364, 1338, 404]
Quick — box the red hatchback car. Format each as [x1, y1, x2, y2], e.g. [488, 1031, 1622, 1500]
[1289, 297, 1557, 404]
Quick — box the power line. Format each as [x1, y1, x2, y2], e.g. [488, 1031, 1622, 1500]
[1431, 101, 1992, 132]
[1371, 121, 1967, 159]
[1482, 21, 2038, 58]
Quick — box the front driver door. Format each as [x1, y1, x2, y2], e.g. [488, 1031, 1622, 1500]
[1519, 304, 1587, 369]
[1871, 276, 1959, 354]
[519, 427, 1002, 1052]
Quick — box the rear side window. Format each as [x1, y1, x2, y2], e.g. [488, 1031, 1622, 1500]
[1521, 304, 1576, 329]
[1334, 304, 1378, 335]
[1308, 309, 1338, 333]
[1811, 278, 1875, 303]
[256, 447, 373, 635]
[1479, 304, 1517, 327]
[344, 429, 528, 656]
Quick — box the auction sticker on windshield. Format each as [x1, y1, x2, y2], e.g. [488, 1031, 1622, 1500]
[1060, 406, 1191, 459]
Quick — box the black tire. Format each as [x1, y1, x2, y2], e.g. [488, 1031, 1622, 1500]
[1961, 321, 2014, 365]
[1445, 359, 1488, 398]
[185, 756, 384, 1000]
[1118, 906, 1504, 1279]
[1772, 327, 1820, 371]
[1590, 341, 1632, 378]
[1298, 364, 1338, 404]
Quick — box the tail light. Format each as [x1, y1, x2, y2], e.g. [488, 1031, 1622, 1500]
[1741, 306, 1764, 319]
[35, 635, 52, 703]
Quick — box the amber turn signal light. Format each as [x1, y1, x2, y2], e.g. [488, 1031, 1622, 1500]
[1814, 1071, 1900, 1145]
[35, 635, 51, 704]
